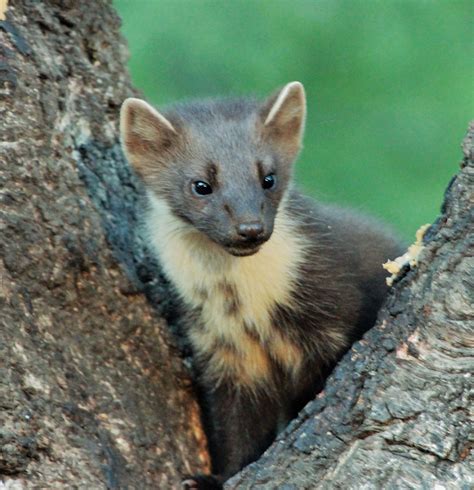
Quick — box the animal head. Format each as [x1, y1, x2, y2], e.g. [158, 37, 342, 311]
[120, 82, 306, 256]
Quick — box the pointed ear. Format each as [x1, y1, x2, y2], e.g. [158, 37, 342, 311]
[120, 98, 179, 177]
[260, 81, 306, 160]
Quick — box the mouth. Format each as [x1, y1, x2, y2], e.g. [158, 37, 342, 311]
[223, 237, 269, 257]
[225, 245, 262, 257]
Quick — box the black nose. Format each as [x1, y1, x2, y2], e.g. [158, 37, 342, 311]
[237, 222, 264, 241]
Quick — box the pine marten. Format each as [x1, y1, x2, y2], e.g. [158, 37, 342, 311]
[120, 82, 404, 489]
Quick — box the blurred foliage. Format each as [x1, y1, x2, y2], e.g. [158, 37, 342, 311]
[114, 0, 473, 239]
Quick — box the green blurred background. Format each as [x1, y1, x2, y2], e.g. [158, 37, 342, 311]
[114, 0, 473, 239]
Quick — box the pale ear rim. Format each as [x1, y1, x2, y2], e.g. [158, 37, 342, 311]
[120, 97, 177, 134]
[264, 81, 306, 126]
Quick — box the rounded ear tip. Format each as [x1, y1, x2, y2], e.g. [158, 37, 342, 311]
[120, 98, 152, 124]
[121, 97, 145, 110]
[287, 81, 304, 90]
[283, 82, 306, 104]
[286, 82, 306, 99]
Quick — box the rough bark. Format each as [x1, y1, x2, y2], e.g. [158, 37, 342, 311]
[1, 1, 208, 488]
[1, 1, 472, 489]
[228, 126, 474, 488]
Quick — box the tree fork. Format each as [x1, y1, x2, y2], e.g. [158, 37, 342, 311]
[1, 1, 472, 488]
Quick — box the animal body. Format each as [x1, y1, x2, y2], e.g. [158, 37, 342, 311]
[120, 82, 404, 488]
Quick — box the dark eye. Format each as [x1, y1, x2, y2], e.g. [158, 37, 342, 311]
[262, 174, 276, 190]
[192, 181, 213, 196]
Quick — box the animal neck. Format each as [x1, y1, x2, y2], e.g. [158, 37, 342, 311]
[147, 192, 309, 386]
[146, 193, 306, 304]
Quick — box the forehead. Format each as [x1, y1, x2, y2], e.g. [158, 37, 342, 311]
[183, 119, 268, 178]
[193, 134, 262, 187]
[167, 97, 273, 178]
[173, 98, 261, 149]
[197, 119, 258, 156]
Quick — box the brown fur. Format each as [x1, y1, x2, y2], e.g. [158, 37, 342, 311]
[120, 82, 405, 487]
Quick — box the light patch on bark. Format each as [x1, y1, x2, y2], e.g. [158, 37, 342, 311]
[383, 223, 430, 285]
[23, 373, 51, 396]
[0, 1, 8, 21]
[0, 479, 25, 490]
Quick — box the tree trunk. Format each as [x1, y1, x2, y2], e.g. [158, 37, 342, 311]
[1, 1, 472, 489]
[1, 1, 209, 488]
